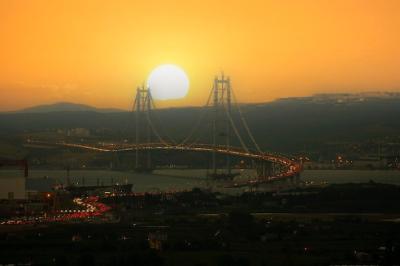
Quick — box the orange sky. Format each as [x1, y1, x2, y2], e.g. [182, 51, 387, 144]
[0, 0, 399, 111]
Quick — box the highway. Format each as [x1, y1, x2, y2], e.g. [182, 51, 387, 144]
[0, 196, 111, 225]
[28, 140, 302, 187]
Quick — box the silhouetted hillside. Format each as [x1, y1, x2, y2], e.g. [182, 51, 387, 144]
[14, 102, 125, 113]
[1, 95, 400, 152]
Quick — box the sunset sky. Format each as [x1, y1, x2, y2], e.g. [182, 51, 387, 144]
[0, 0, 399, 111]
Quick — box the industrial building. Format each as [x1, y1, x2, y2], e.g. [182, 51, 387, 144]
[0, 159, 28, 200]
[0, 176, 26, 200]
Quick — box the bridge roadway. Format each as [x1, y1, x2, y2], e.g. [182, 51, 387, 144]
[28, 140, 302, 187]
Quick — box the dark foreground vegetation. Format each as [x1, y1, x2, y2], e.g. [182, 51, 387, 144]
[1, 215, 400, 266]
[106, 182, 400, 214]
[1, 182, 400, 266]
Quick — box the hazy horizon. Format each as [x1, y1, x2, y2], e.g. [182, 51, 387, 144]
[1, 90, 399, 113]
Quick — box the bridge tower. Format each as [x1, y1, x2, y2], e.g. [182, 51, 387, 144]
[211, 73, 232, 176]
[133, 85, 152, 171]
[256, 161, 274, 179]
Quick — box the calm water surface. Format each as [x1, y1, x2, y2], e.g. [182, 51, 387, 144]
[1, 169, 400, 192]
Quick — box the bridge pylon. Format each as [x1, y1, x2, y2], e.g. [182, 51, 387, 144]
[210, 73, 233, 177]
[256, 160, 274, 179]
[133, 85, 152, 171]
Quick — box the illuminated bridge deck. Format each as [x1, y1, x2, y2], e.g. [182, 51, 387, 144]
[28, 140, 302, 188]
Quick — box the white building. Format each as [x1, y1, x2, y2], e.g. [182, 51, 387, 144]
[67, 128, 90, 137]
[0, 176, 26, 200]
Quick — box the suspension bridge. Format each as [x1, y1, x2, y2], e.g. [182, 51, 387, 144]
[30, 74, 302, 188]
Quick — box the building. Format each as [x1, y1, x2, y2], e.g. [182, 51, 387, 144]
[0, 176, 26, 200]
[67, 128, 90, 137]
[353, 156, 388, 169]
[0, 159, 28, 200]
[148, 231, 168, 251]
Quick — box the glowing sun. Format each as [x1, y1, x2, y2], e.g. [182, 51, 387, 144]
[147, 64, 189, 100]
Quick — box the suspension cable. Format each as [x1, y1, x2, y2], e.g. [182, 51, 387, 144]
[127, 95, 137, 140]
[231, 88, 263, 153]
[145, 108, 172, 146]
[143, 94, 173, 146]
[177, 87, 214, 146]
[149, 98, 177, 144]
[222, 101, 250, 153]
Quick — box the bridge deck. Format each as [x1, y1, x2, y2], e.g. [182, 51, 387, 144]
[27, 140, 302, 187]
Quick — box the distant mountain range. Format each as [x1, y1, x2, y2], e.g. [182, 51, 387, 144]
[14, 102, 125, 113]
[1, 92, 400, 152]
[10, 92, 400, 114]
